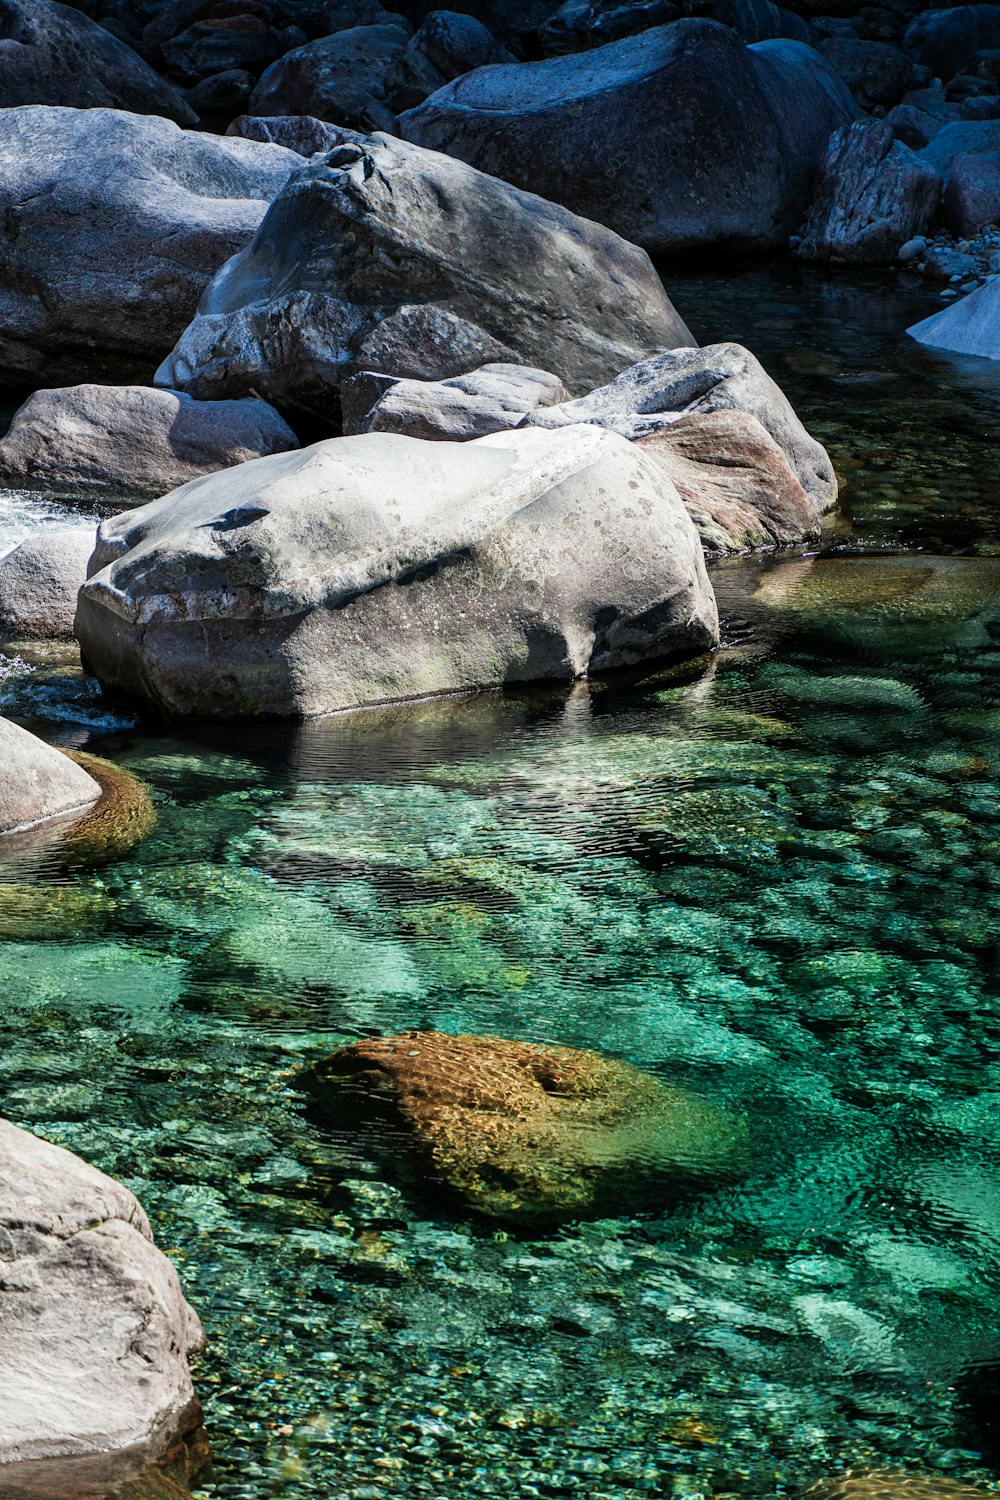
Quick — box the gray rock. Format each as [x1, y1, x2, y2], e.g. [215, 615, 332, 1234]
[920, 119, 1000, 182]
[908, 276, 1000, 359]
[399, 20, 858, 255]
[944, 152, 1000, 236]
[385, 10, 515, 110]
[0, 529, 94, 638]
[0, 716, 101, 834]
[226, 112, 367, 156]
[0, 1117, 203, 1472]
[186, 67, 254, 118]
[0, 0, 196, 121]
[905, 6, 1000, 84]
[524, 342, 837, 509]
[798, 119, 942, 266]
[898, 234, 928, 262]
[248, 23, 411, 132]
[887, 102, 945, 151]
[162, 15, 307, 84]
[0, 107, 299, 387]
[155, 131, 695, 419]
[343, 362, 569, 438]
[920, 245, 978, 280]
[0, 384, 300, 505]
[74, 424, 719, 718]
[818, 38, 912, 109]
[636, 409, 823, 555]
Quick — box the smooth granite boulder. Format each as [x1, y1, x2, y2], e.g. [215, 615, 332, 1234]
[525, 343, 837, 509]
[343, 362, 569, 438]
[0, 716, 101, 835]
[74, 424, 718, 718]
[798, 119, 942, 266]
[302, 1031, 748, 1225]
[0, 529, 94, 638]
[399, 20, 858, 254]
[247, 22, 411, 131]
[0, 0, 195, 120]
[0, 1118, 203, 1481]
[155, 131, 695, 420]
[226, 112, 366, 155]
[0, 385, 299, 504]
[907, 279, 1000, 360]
[0, 108, 299, 387]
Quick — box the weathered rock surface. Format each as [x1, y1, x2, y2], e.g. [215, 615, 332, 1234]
[155, 131, 695, 420]
[385, 10, 514, 111]
[0, 385, 299, 504]
[227, 112, 366, 155]
[74, 424, 718, 719]
[944, 152, 1000, 236]
[161, 13, 306, 83]
[343, 362, 568, 438]
[637, 409, 822, 555]
[0, 1117, 203, 1480]
[818, 38, 912, 110]
[798, 119, 942, 266]
[0, 108, 299, 386]
[0, 0, 195, 120]
[399, 20, 858, 254]
[0, 530, 94, 638]
[525, 342, 837, 510]
[247, 22, 410, 131]
[302, 1031, 747, 1224]
[907, 277, 1000, 360]
[0, 716, 101, 835]
[920, 120, 1000, 182]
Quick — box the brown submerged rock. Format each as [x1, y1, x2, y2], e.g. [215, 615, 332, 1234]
[303, 1031, 747, 1224]
[801, 1474, 993, 1500]
[60, 754, 156, 866]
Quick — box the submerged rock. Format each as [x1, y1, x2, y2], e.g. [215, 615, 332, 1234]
[802, 1475, 994, 1500]
[0, 530, 94, 639]
[0, 717, 101, 837]
[525, 342, 837, 510]
[343, 363, 569, 439]
[0, 107, 299, 386]
[0, 0, 195, 121]
[0, 385, 299, 505]
[155, 130, 695, 420]
[302, 1031, 747, 1223]
[907, 278, 1000, 360]
[0, 1118, 203, 1485]
[59, 753, 157, 866]
[798, 119, 941, 266]
[399, 20, 857, 254]
[74, 424, 718, 718]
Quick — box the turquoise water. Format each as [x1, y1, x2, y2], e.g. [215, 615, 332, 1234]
[4, 266, 1000, 1499]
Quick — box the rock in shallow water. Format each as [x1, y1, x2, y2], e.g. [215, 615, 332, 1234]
[155, 129, 695, 418]
[74, 424, 719, 718]
[0, 716, 101, 836]
[0, 1117, 203, 1490]
[0, 107, 299, 387]
[0, 385, 299, 505]
[302, 1031, 748, 1224]
[399, 20, 857, 254]
[908, 276, 1000, 360]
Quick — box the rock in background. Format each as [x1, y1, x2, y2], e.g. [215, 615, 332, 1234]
[0, 529, 94, 638]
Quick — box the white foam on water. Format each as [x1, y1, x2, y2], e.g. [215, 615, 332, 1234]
[0, 490, 101, 560]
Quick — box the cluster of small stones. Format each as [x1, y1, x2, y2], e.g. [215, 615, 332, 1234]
[896, 227, 1000, 299]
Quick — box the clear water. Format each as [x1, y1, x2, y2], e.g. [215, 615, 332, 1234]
[4, 265, 1000, 1500]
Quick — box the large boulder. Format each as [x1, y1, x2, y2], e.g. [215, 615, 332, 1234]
[0, 107, 299, 387]
[0, 1118, 203, 1484]
[904, 7, 1000, 83]
[247, 22, 411, 131]
[798, 119, 942, 266]
[161, 13, 307, 84]
[0, 529, 94, 638]
[0, 716, 101, 835]
[385, 10, 514, 111]
[525, 342, 838, 510]
[74, 424, 719, 719]
[399, 20, 858, 255]
[302, 1032, 747, 1224]
[0, 384, 299, 505]
[343, 362, 569, 438]
[907, 278, 1000, 360]
[919, 119, 1000, 182]
[0, 0, 195, 120]
[817, 38, 912, 110]
[944, 152, 1000, 236]
[155, 131, 695, 421]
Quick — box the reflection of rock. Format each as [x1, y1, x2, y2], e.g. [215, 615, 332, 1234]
[75, 425, 718, 719]
[0, 1119, 203, 1488]
[303, 1031, 748, 1224]
[0, 1423, 211, 1499]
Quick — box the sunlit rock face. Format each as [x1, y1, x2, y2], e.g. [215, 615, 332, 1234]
[74, 424, 719, 719]
[302, 1031, 748, 1224]
[155, 130, 695, 420]
[0, 716, 101, 836]
[0, 1119, 204, 1488]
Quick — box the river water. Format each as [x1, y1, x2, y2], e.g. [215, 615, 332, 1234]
[2, 263, 1000, 1500]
